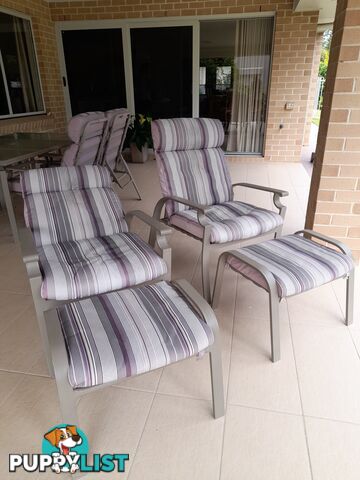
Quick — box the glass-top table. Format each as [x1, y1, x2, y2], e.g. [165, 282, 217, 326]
[0, 132, 70, 242]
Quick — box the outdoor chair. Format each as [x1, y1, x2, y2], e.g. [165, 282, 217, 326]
[151, 117, 289, 301]
[61, 111, 108, 166]
[45, 279, 224, 426]
[213, 230, 355, 362]
[102, 108, 142, 199]
[19, 165, 171, 376]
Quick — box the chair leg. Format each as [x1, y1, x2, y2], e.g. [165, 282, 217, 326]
[269, 290, 281, 362]
[209, 345, 225, 419]
[201, 238, 211, 303]
[57, 382, 79, 426]
[212, 253, 227, 308]
[346, 269, 355, 326]
[29, 276, 56, 377]
[120, 155, 142, 200]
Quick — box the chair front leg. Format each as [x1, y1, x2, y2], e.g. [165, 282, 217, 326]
[157, 233, 172, 281]
[212, 252, 228, 308]
[346, 269, 355, 326]
[269, 290, 281, 362]
[201, 228, 212, 302]
[209, 344, 225, 419]
[28, 275, 58, 377]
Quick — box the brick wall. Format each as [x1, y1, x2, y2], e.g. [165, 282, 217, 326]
[303, 31, 323, 146]
[0, 0, 66, 135]
[306, 0, 360, 261]
[0, 0, 319, 164]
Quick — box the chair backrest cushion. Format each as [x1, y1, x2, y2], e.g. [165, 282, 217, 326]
[102, 108, 130, 170]
[152, 118, 232, 216]
[62, 112, 107, 167]
[21, 166, 128, 247]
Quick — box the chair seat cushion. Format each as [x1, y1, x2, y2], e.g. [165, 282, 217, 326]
[57, 281, 214, 389]
[227, 234, 354, 298]
[39, 233, 167, 301]
[170, 201, 283, 244]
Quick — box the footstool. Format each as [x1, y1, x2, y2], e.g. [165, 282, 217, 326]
[213, 230, 355, 362]
[44, 280, 224, 426]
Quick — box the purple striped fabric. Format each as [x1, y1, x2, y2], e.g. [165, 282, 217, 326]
[170, 201, 283, 244]
[57, 281, 214, 388]
[227, 234, 354, 298]
[39, 233, 168, 300]
[61, 112, 107, 167]
[21, 166, 128, 248]
[152, 118, 232, 217]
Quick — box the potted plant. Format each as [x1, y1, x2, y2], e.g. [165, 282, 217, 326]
[126, 114, 153, 163]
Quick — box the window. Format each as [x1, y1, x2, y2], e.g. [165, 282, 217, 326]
[216, 66, 231, 91]
[0, 10, 44, 118]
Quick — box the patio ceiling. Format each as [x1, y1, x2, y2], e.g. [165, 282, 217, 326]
[293, 0, 336, 24]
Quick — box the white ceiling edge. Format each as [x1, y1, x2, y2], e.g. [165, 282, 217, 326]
[294, 0, 335, 24]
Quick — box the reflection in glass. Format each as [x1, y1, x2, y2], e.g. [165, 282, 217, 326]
[200, 18, 274, 154]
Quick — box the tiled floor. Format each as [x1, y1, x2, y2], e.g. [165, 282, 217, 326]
[0, 159, 359, 480]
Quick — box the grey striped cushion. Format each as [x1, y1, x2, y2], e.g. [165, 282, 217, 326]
[58, 281, 214, 389]
[152, 118, 232, 217]
[22, 166, 128, 247]
[170, 201, 283, 244]
[39, 233, 167, 301]
[103, 109, 129, 170]
[227, 234, 354, 298]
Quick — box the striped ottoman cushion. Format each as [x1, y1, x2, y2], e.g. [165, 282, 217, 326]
[39, 233, 167, 300]
[57, 281, 214, 389]
[227, 234, 354, 298]
[170, 201, 283, 244]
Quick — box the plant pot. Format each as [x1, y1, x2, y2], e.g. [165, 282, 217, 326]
[130, 143, 149, 163]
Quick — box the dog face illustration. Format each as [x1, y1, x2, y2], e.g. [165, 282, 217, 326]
[44, 425, 82, 455]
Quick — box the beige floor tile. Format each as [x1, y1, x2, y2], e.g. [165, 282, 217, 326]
[0, 371, 24, 407]
[0, 291, 33, 334]
[228, 313, 302, 414]
[287, 283, 347, 327]
[220, 405, 311, 480]
[113, 368, 163, 393]
[0, 374, 61, 480]
[306, 417, 360, 480]
[78, 387, 154, 477]
[292, 323, 360, 423]
[0, 305, 48, 376]
[129, 394, 224, 480]
[0, 244, 30, 294]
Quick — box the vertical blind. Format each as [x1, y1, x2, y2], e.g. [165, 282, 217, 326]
[226, 17, 274, 154]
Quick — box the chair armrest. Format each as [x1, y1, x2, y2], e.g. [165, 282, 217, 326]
[295, 229, 353, 258]
[232, 183, 289, 197]
[154, 196, 210, 216]
[125, 210, 172, 236]
[18, 228, 41, 278]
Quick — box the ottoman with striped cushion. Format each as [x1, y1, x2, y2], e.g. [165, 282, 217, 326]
[45, 280, 224, 425]
[213, 230, 355, 362]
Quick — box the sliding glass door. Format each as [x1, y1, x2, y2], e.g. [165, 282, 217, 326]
[130, 26, 193, 119]
[200, 18, 274, 154]
[62, 28, 126, 115]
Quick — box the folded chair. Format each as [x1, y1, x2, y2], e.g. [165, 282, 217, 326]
[102, 108, 142, 200]
[61, 112, 108, 166]
[19, 165, 171, 375]
[151, 118, 289, 301]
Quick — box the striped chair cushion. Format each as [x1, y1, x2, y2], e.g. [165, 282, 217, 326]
[22, 166, 128, 247]
[227, 234, 354, 298]
[170, 201, 283, 244]
[103, 109, 129, 170]
[57, 281, 214, 389]
[152, 118, 225, 152]
[152, 118, 232, 218]
[39, 233, 167, 301]
[156, 149, 232, 217]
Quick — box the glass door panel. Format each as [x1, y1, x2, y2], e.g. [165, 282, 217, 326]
[200, 18, 274, 154]
[130, 26, 193, 119]
[62, 28, 126, 115]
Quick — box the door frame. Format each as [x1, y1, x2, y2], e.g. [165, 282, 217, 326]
[56, 18, 200, 121]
